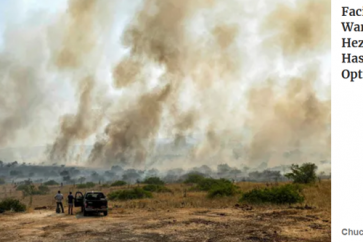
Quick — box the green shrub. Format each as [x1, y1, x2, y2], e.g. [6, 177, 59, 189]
[207, 182, 239, 198]
[111, 180, 127, 187]
[77, 182, 96, 189]
[43, 180, 59, 186]
[0, 198, 26, 212]
[142, 184, 172, 193]
[184, 173, 205, 184]
[239, 184, 304, 205]
[108, 188, 153, 201]
[143, 177, 165, 185]
[0, 178, 5, 185]
[285, 163, 318, 184]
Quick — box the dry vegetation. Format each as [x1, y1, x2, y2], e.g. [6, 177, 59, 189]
[0, 180, 330, 242]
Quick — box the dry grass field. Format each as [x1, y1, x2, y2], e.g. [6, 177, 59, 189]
[0, 180, 331, 242]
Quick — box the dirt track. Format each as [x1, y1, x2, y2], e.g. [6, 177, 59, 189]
[0, 206, 330, 242]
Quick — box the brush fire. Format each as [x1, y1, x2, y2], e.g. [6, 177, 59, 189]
[0, 0, 331, 241]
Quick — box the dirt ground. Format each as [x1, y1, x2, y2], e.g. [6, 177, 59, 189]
[0, 206, 330, 242]
[0, 181, 331, 241]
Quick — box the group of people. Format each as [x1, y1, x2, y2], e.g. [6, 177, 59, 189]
[54, 191, 74, 215]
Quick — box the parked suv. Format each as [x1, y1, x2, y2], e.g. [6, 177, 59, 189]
[75, 191, 108, 216]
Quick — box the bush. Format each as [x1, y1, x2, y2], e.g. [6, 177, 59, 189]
[44, 180, 59, 186]
[111, 180, 127, 187]
[108, 188, 153, 201]
[77, 182, 96, 189]
[285, 163, 318, 184]
[0, 198, 26, 212]
[142, 184, 172, 193]
[143, 177, 165, 185]
[0, 178, 5, 185]
[239, 184, 304, 205]
[184, 173, 205, 184]
[207, 182, 239, 198]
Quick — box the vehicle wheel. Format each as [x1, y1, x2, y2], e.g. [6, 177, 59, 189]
[104, 211, 108, 216]
[83, 210, 88, 216]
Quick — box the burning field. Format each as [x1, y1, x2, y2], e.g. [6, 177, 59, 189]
[0, 0, 331, 241]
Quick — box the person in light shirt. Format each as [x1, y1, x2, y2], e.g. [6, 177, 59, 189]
[54, 190, 64, 213]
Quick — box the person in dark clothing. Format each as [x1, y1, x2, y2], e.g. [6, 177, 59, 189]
[68, 192, 74, 215]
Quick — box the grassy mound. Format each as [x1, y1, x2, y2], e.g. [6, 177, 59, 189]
[38, 185, 50, 194]
[76, 182, 96, 189]
[16, 184, 29, 192]
[196, 178, 231, 191]
[108, 188, 153, 201]
[207, 182, 239, 198]
[43, 180, 59, 186]
[111, 180, 127, 187]
[187, 177, 238, 198]
[183, 173, 205, 184]
[0, 198, 26, 212]
[143, 177, 165, 185]
[239, 184, 304, 205]
[142, 184, 172, 193]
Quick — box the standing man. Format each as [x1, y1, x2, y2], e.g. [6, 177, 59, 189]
[68, 192, 74, 215]
[54, 190, 64, 213]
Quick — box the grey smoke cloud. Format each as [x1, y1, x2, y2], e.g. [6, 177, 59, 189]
[0, 0, 330, 172]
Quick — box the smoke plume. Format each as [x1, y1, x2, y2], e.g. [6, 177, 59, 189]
[263, 0, 331, 55]
[0, 0, 331, 172]
[87, 0, 245, 167]
[246, 72, 330, 167]
[48, 0, 115, 162]
[89, 85, 171, 168]
[49, 76, 100, 161]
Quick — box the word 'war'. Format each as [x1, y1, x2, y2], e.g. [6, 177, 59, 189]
[341, 22, 363, 32]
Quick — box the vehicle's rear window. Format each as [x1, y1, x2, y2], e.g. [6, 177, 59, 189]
[86, 193, 105, 200]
